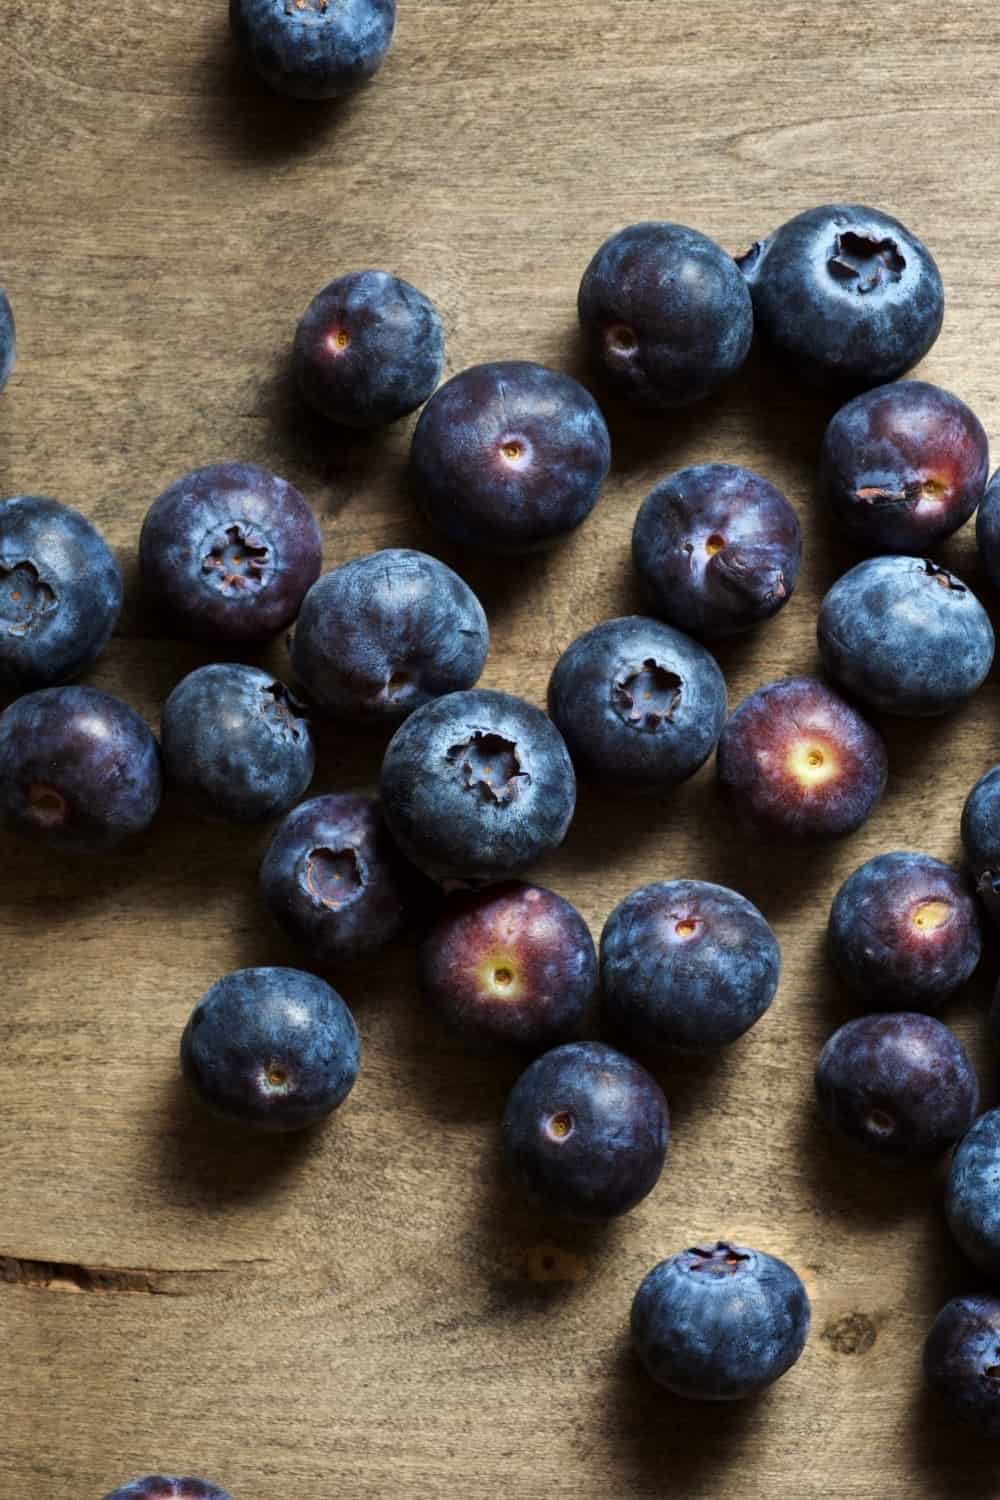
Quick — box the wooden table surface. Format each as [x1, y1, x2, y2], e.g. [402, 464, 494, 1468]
[4, 3, 1000, 1496]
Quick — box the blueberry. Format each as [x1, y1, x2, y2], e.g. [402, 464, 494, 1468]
[578, 222, 753, 407]
[815, 1013, 978, 1162]
[924, 1295, 1000, 1435]
[181, 966, 359, 1132]
[0, 686, 161, 853]
[140, 463, 322, 643]
[294, 272, 443, 428]
[380, 689, 576, 883]
[632, 464, 802, 638]
[818, 556, 994, 717]
[547, 616, 726, 793]
[738, 203, 944, 391]
[409, 361, 611, 553]
[976, 467, 1000, 590]
[962, 766, 1000, 924]
[600, 880, 779, 1054]
[819, 381, 988, 554]
[716, 676, 887, 839]
[230, 0, 394, 97]
[162, 664, 314, 823]
[0, 495, 122, 696]
[102, 1480, 234, 1500]
[631, 1242, 811, 1401]
[0, 289, 14, 393]
[828, 851, 981, 1010]
[260, 793, 428, 963]
[501, 1040, 668, 1220]
[946, 1109, 1000, 1277]
[289, 549, 488, 724]
[420, 881, 596, 1052]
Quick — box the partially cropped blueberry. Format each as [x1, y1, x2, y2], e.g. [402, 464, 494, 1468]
[162, 664, 314, 823]
[260, 793, 428, 963]
[0, 686, 161, 853]
[925, 1295, 1000, 1435]
[820, 382, 988, 554]
[632, 464, 802, 638]
[716, 676, 887, 839]
[502, 1040, 668, 1220]
[547, 616, 726, 793]
[946, 1109, 1000, 1277]
[962, 766, 1000, 925]
[829, 852, 981, 1010]
[294, 272, 443, 428]
[631, 1242, 811, 1401]
[601, 880, 779, 1054]
[289, 549, 488, 724]
[976, 468, 1000, 590]
[0, 495, 122, 697]
[738, 203, 944, 391]
[0, 289, 14, 392]
[818, 556, 994, 716]
[230, 0, 394, 97]
[815, 1013, 978, 1161]
[181, 966, 359, 1132]
[578, 223, 753, 407]
[140, 463, 322, 643]
[380, 689, 576, 884]
[102, 1480, 234, 1500]
[410, 361, 611, 553]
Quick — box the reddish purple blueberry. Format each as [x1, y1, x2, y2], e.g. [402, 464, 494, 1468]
[409, 361, 611, 553]
[578, 222, 753, 407]
[502, 1040, 668, 1220]
[829, 852, 981, 1010]
[420, 881, 596, 1052]
[716, 676, 887, 839]
[230, 0, 395, 98]
[0, 686, 161, 853]
[815, 1013, 978, 1162]
[102, 1480, 233, 1500]
[294, 272, 443, 428]
[289, 549, 488, 725]
[140, 463, 322, 643]
[819, 381, 988, 554]
[925, 1295, 1000, 1435]
[631, 464, 802, 638]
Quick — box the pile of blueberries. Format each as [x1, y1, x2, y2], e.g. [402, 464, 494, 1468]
[9, 74, 1000, 1494]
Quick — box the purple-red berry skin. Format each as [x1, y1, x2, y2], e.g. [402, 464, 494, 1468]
[420, 881, 596, 1052]
[829, 852, 982, 1011]
[819, 381, 988, 554]
[815, 1012, 978, 1162]
[924, 1295, 1000, 1435]
[716, 676, 887, 840]
[632, 464, 802, 638]
[102, 1480, 233, 1500]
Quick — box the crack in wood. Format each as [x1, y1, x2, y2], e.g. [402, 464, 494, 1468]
[0, 1253, 271, 1295]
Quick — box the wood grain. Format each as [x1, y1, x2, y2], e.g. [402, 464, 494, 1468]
[3, 2, 1000, 1495]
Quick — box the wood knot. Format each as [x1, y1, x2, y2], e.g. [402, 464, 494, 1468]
[822, 1312, 877, 1355]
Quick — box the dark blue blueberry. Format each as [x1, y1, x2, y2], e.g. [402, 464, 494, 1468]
[815, 1013, 978, 1161]
[0, 686, 161, 854]
[631, 1242, 810, 1401]
[289, 548, 488, 724]
[578, 222, 752, 407]
[294, 272, 443, 428]
[924, 1295, 1000, 1435]
[140, 463, 322, 643]
[976, 467, 1000, 590]
[501, 1040, 668, 1220]
[161, 664, 314, 824]
[409, 361, 611, 553]
[380, 689, 576, 884]
[0, 289, 14, 393]
[600, 880, 779, 1054]
[0, 495, 122, 696]
[946, 1109, 1000, 1277]
[962, 766, 1000, 925]
[631, 464, 802, 638]
[717, 676, 887, 840]
[181, 966, 359, 1132]
[260, 793, 428, 963]
[819, 381, 988, 554]
[102, 1480, 233, 1500]
[818, 556, 994, 717]
[230, 0, 395, 98]
[738, 203, 944, 391]
[829, 852, 981, 1010]
[420, 881, 596, 1052]
[547, 616, 726, 793]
